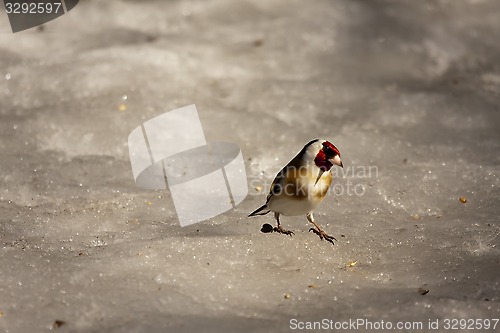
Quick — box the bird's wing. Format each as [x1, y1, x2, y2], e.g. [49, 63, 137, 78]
[265, 168, 286, 204]
[265, 147, 306, 204]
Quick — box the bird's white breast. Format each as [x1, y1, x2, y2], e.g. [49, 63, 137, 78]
[268, 166, 332, 216]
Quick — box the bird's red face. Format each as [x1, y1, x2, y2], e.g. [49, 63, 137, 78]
[314, 141, 342, 172]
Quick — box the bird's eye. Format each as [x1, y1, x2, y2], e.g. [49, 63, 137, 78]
[323, 146, 334, 155]
[322, 142, 340, 158]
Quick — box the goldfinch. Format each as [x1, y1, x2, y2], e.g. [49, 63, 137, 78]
[249, 139, 343, 244]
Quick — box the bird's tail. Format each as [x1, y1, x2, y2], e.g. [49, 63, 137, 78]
[248, 204, 271, 217]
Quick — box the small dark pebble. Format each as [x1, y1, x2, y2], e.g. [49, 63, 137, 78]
[341, 234, 346, 238]
[261, 223, 273, 233]
[253, 39, 264, 47]
[418, 288, 429, 295]
[53, 320, 66, 329]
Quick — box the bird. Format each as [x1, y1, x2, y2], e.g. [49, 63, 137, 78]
[248, 139, 343, 244]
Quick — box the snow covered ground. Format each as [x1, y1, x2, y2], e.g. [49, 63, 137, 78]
[0, 0, 499, 332]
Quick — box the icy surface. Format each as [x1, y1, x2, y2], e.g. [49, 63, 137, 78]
[0, 0, 499, 332]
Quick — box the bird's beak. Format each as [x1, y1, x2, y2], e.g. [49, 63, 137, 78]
[330, 155, 343, 168]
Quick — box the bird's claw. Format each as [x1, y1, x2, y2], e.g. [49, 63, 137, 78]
[309, 228, 336, 245]
[273, 226, 294, 236]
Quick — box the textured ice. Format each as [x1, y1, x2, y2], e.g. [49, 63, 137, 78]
[0, 0, 499, 332]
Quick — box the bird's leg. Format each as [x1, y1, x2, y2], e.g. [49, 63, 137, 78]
[307, 212, 336, 245]
[273, 212, 294, 236]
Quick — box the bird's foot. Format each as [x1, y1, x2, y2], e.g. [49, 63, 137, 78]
[273, 226, 294, 236]
[309, 227, 336, 245]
